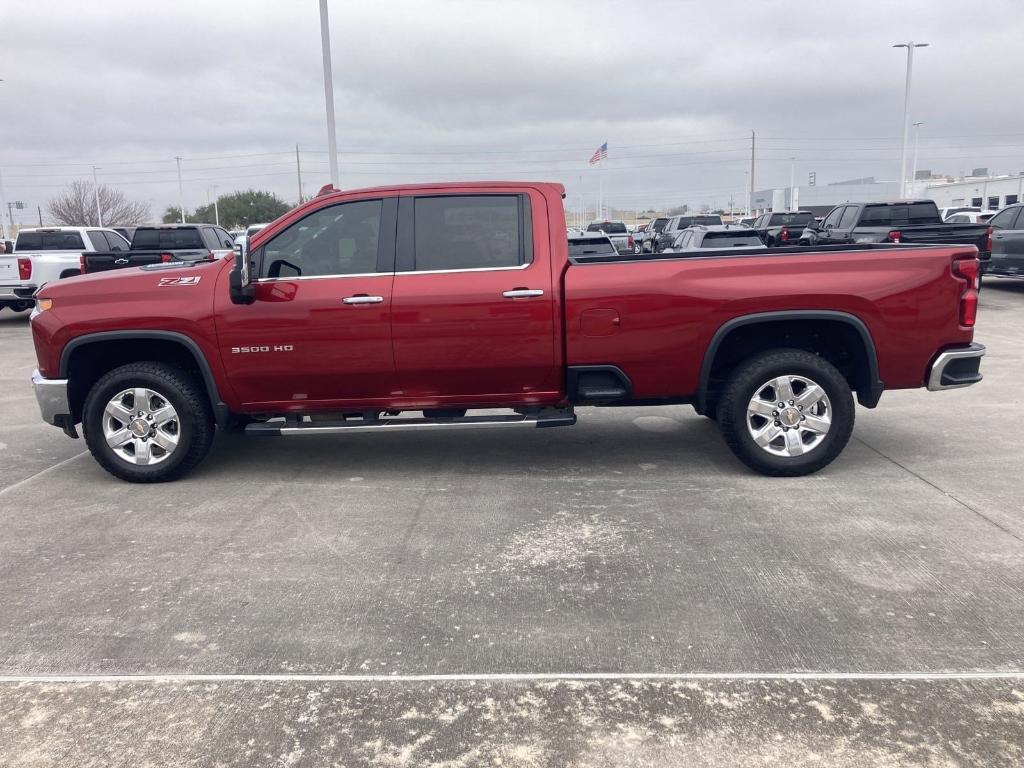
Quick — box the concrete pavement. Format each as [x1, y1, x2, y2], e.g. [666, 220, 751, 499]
[1, 282, 1023, 766]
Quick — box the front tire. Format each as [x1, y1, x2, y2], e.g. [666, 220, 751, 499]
[716, 349, 854, 477]
[82, 362, 215, 483]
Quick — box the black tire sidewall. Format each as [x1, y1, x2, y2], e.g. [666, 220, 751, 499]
[83, 365, 210, 482]
[719, 350, 854, 476]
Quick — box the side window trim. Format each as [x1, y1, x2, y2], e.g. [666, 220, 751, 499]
[395, 192, 534, 274]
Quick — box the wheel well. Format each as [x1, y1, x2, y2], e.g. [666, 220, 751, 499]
[65, 339, 211, 422]
[700, 318, 879, 413]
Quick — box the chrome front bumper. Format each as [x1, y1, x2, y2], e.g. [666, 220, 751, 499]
[927, 343, 985, 391]
[32, 369, 71, 426]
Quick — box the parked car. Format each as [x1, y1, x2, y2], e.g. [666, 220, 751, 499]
[984, 203, 1024, 281]
[0, 226, 130, 312]
[737, 217, 758, 228]
[939, 206, 981, 221]
[664, 225, 768, 253]
[30, 181, 983, 483]
[945, 211, 997, 224]
[633, 217, 669, 253]
[585, 220, 632, 253]
[82, 223, 236, 274]
[654, 214, 725, 252]
[750, 211, 816, 247]
[112, 227, 137, 243]
[803, 201, 991, 263]
[567, 233, 618, 258]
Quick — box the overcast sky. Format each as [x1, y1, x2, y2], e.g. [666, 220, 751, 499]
[2, 0, 1023, 223]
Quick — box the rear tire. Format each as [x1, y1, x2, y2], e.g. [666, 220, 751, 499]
[82, 362, 215, 483]
[716, 348, 854, 477]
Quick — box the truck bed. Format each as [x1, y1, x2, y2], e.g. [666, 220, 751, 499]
[564, 242, 976, 402]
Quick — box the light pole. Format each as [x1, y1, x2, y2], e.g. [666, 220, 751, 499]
[92, 166, 103, 226]
[894, 42, 928, 198]
[207, 186, 220, 226]
[789, 157, 796, 211]
[910, 121, 924, 197]
[175, 156, 185, 223]
[319, 0, 340, 188]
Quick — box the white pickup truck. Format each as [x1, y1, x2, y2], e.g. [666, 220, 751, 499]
[0, 226, 131, 312]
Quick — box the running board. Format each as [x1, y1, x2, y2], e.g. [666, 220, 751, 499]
[245, 411, 576, 436]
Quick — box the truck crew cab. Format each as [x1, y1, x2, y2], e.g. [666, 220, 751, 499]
[30, 182, 984, 483]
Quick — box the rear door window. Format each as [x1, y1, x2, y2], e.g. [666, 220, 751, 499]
[412, 195, 529, 271]
[86, 231, 108, 250]
[103, 231, 130, 250]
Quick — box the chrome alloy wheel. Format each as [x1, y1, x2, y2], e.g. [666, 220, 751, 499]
[745, 375, 832, 457]
[102, 387, 180, 466]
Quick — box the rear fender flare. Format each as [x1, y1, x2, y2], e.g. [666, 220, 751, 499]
[696, 310, 883, 414]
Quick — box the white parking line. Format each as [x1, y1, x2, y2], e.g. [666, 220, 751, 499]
[1, 671, 1023, 684]
[0, 451, 88, 498]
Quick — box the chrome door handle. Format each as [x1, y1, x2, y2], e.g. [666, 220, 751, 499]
[342, 295, 384, 305]
[502, 289, 544, 298]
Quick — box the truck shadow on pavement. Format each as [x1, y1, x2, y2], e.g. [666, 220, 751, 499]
[194, 410, 846, 482]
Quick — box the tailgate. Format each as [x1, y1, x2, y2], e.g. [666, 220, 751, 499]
[898, 225, 988, 253]
[0, 254, 18, 282]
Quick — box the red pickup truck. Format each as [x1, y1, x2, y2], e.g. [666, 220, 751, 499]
[29, 181, 984, 483]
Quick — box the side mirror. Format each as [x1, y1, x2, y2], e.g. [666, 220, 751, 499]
[229, 235, 255, 305]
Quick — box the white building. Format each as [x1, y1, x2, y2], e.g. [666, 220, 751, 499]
[750, 172, 1024, 216]
[916, 174, 1024, 211]
[750, 178, 901, 216]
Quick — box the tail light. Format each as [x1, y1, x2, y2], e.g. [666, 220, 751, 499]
[985, 225, 993, 253]
[207, 250, 215, 261]
[80, 254, 87, 274]
[160, 252, 174, 263]
[627, 235, 634, 249]
[18, 258, 31, 280]
[779, 226, 789, 242]
[953, 255, 979, 327]
[888, 230, 902, 243]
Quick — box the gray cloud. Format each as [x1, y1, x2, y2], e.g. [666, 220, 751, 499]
[1, 0, 1022, 222]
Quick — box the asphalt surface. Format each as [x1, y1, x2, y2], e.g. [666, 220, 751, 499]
[2, 281, 1024, 766]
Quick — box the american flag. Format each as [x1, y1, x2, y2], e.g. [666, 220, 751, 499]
[589, 142, 608, 165]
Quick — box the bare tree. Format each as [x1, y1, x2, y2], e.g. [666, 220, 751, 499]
[47, 180, 151, 227]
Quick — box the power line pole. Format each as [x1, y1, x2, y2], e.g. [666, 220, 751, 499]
[296, 144, 304, 203]
[92, 165, 103, 226]
[749, 130, 756, 213]
[37, 206, 42, 227]
[175, 156, 185, 223]
[894, 42, 929, 198]
[0, 167, 8, 239]
[319, 0, 340, 188]
[789, 157, 795, 211]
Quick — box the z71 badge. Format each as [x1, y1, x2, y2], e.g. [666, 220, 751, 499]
[158, 276, 202, 286]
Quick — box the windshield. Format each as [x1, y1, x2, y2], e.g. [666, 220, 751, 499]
[131, 228, 206, 250]
[568, 238, 617, 256]
[650, 218, 669, 232]
[701, 232, 765, 248]
[15, 231, 85, 251]
[586, 222, 627, 234]
[769, 213, 813, 226]
[860, 202, 941, 226]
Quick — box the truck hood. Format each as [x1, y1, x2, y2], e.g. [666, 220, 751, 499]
[37, 256, 228, 298]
